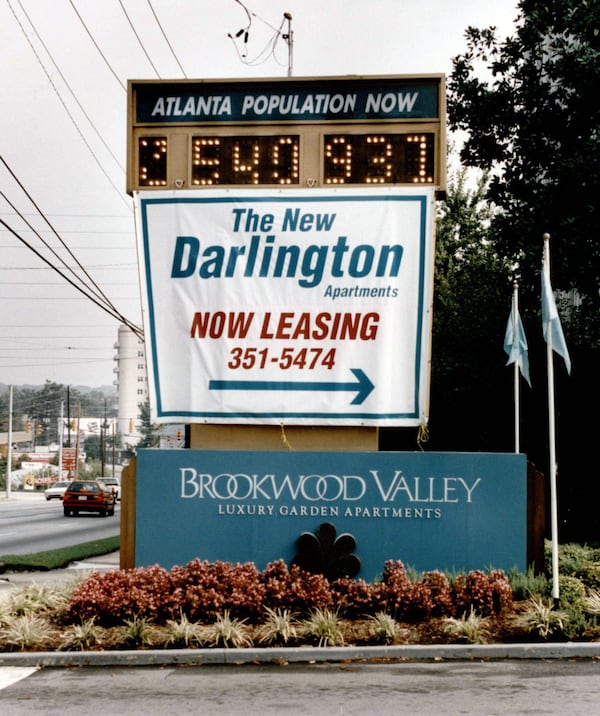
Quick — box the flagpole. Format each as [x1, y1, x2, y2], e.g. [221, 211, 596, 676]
[512, 283, 520, 453]
[543, 233, 560, 606]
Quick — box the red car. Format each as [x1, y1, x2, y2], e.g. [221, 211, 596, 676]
[63, 480, 116, 517]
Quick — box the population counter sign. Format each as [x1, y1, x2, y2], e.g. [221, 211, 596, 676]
[135, 187, 435, 425]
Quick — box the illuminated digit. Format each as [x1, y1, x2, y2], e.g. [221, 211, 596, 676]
[192, 137, 220, 185]
[270, 136, 300, 184]
[232, 138, 260, 184]
[139, 137, 167, 186]
[365, 135, 393, 184]
[324, 136, 352, 184]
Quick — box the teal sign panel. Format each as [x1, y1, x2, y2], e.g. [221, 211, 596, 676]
[135, 450, 526, 580]
[134, 77, 441, 124]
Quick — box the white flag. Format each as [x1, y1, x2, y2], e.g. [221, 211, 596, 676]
[504, 300, 531, 386]
[542, 247, 571, 374]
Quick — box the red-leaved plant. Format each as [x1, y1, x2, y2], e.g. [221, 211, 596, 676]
[66, 559, 513, 628]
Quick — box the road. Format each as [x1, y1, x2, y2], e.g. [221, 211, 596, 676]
[0, 491, 119, 555]
[1, 660, 600, 715]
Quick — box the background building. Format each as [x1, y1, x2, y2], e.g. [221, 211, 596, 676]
[114, 324, 147, 446]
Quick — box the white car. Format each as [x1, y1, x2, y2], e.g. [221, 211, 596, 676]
[44, 480, 71, 500]
[98, 477, 121, 500]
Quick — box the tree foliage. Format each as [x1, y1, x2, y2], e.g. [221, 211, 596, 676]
[448, 0, 600, 329]
[135, 399, 160, 448]
[429, 168, 515, 450]
[446, 0, 600, 540]
[2, 382, 116, 445]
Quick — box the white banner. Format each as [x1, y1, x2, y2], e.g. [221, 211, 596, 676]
[135, 187, 435, 425]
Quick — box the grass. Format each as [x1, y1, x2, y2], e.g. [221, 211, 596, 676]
[0, 536, 120, 572]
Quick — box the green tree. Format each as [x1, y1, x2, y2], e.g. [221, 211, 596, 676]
[429, 168, 515, 450]
[381, 167, 514, 453]
[136, 400, 159, 448]
[447, 0, 600, 540]
[84, 434, 101, 461]
[448, 0, 600, 323]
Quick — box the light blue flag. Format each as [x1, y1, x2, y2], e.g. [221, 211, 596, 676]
[504, 301, 531, 386]
[542, 252, 571, 374]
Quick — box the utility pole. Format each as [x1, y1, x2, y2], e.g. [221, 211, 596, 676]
[67, 386, 71, 448]
[101, 398, 108, 476]
[283, 12, 293, 77]
[6, 385, 13, 499]
[58, 400, 64, 480]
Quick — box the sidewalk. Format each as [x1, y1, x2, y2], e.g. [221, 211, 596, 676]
[0, 551, 121, 592]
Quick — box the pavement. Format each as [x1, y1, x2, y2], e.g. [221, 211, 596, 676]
[0, 550, 122, 592]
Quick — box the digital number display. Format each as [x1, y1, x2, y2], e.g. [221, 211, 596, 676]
[323, 133, 435, 185]
[192, 136, 300, 185]
[138, 137, 167, 186]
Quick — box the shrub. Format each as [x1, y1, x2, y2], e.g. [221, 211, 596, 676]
[366, 612, 400, 644]
[372, 561, 416, 619]
[442, 606, 491, 644]
[171, 560, 266, 622]
[558, 575, 587, 609]
[163, 611, 204, 648]
[9, 582, 69, 616]
[582, 589, 600, 616]
[202, 610, 252, 648]
[60, 617, 102, 651]
[67, 566, 176, 625]
[329, 577, 375, 619]
[0, 614, 58, 651]
[452, 569, 512, 617]
[255, 607, 299, 646]
[507, 566, 549, 601]
[300, 608, 345, 647]
[512, 596, 568, 640]
[120, 615, 158, 648]
[262, 560, 332, 616]
[420, 571, 453, 617]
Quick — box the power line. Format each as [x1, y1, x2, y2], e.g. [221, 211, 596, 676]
[12, 0, 126, 174]
[0, 211, 143, 338]
[0, 155, 142, 338]
[0, 156, 121, 315]
[68, 0, 127, 91]
[6, 0, 130, 209]
[146, 0, 187, 77]
[118, 0, 161, 77]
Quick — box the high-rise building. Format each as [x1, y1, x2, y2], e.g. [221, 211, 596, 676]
[114, 324, 147, 446]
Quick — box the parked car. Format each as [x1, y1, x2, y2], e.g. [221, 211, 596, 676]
[44, 480, 71, 501]
[97, 476, 121, 500]
[62, 480, 116, 517]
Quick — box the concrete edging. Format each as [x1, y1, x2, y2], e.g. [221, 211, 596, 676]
[1, 642, 600, 667]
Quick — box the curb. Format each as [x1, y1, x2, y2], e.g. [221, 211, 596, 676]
[1, 642, 600, 667]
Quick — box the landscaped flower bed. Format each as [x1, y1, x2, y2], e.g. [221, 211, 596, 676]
[1, 542, 600, 651]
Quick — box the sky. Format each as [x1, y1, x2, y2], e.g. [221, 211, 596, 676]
[0, 0, 519, 388]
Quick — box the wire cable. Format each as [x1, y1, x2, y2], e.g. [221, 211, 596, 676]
[0, 155, 120, 314]
[228, 2, 289, 69]
[146, 0, 187, 77]
[0, 213, 143, 338]
[6, 0, 130, 210]
[68, 0, 127, 91]
[12, 0, 126, 174]
[118, 0, 161, 77]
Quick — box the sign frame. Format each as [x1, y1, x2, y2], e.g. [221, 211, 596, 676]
[135, 186, 435, 426]
[127, 74, 446, 194]
[134, 449, 528, 580]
